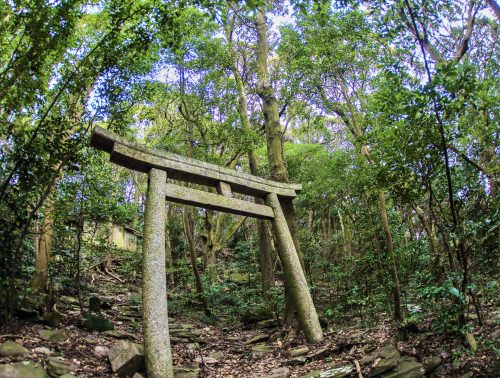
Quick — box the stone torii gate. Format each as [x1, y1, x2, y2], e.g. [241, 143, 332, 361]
[90, 126, 323, 378]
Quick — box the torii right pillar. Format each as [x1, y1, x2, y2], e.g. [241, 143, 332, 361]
[266, 193, 323, 342]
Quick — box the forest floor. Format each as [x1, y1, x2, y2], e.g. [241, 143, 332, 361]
[0, 274, 498, 377]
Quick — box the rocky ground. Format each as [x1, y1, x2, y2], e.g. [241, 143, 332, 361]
[0, 276, 498, 377]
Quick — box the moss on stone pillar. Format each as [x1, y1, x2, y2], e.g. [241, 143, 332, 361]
[142, 168, 173, 378]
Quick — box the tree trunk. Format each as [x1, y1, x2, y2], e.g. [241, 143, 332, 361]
[379, 191, 402, 322]
[31, 193, 55, 293]
[225, 20, 275, 302]
[183, 207, 210, 314]
[255, 6, 312, 328]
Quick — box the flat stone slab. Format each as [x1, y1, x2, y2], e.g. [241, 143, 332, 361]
[46, 357, 78, 377]
[252, 344, 274, 358]
[252, 367, 290, 378]
[246, 334, 270, 344]
[0, 341, 29, 357]
[380, 357, 424, 378]
[0, 361, 48, 378]
[289, 346, 310, 357]
[370, 345, 400, 376]
[299, 365, 354, 378]
[173, 366, 200, 378]
[38, 329, 67, 343]
[108, 340, 144, 377]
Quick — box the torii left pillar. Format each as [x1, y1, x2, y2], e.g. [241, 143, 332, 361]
[142, 168, 173, 378]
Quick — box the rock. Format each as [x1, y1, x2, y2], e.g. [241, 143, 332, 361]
[307, 347, 333, 360]
[132, 374, 144, 378]
[254, 319, 278, 329]
[39, 329, 67, 343]
[94, 345, 109, 357]
[287, 356, 307, 365]
[89, 296, 101, 313]
[0, 341, 29, 357]
[246, 333, 270, 344]
[252, 344, 274, 358]
[59, 375, 78, 378]
[46, 357, 77, 377]
[0, 361, 47, 378]
[208, 352, 222, 360]
[186, 343, 200, 351]
[370, 345, 400, 376]
[33, 347, 51, 356]
[108, 340, 144, 377]
[173, 366, 200, 378]
[299, 365, 354, 378]
[424, 356, 441, 373]
[84, 314, 114, 332]
[459, 372, 473, 378]
[252, 367, 290, 378]
[102, 330, 133, 339]
[42, 312, 62, 327]
[289, 346, 309, 357]
[380, 357, 424, 378]
[360, 354, 376, 366]
[465, 333, 477, 351]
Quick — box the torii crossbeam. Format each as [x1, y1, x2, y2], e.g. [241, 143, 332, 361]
[90, 126, 323, 378]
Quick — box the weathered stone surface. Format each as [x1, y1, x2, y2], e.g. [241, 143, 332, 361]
[370, 345, 400, 376]
[39, 329, 67, 343]
[108, 340, 144, 377]
[42, 312, 62, 327]
[287, 356, 307, 365]
[132, 374, 144, 378]
[173, 366, 200, 378]
[360, 354, 376, 366]
[252, 344, 274, 358]
[59, 374, 78, 378]
[380, 357, 424, 378]
[46, 357, 77, 377]
[0, 341, 29, 357]
[33, 347, 51, 356]
[252, 367, 290, 378]
[142, 168, 172, 378]
[102, 330, 133, 339]
[94, 345, 109, 357]
[84, 314, 114, 332]
[289, 346, 309, 357]
[465, 333, 477, 351]
[424, 356, 441, 373]
[266, 192, 323, 343]
[307, 347, 333, 360]
[0, 361, 47, 378]
[299, 365, 354, 378]
[91, 126, 301, 199]
[246, 334, 270, 344]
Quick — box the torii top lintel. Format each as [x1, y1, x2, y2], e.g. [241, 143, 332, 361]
[90, 126, 301, 200]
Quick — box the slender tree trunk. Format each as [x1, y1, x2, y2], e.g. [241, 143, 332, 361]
[225, 21, 275, 301]
[255, 7, 319, 336]
[165, 205, 174, 286]
[379, 192, 402, 322]
[31, 193, 55, 293]
[183, 207, 210, 315]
